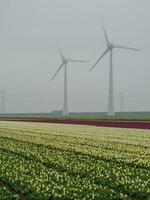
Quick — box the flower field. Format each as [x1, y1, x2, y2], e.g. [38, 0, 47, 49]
[0, 121, 150, 200]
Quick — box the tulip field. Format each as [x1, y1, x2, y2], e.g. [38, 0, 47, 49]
[0, 121, 150, 200]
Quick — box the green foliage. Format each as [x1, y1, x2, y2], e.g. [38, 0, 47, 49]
[0, 187, 20, 200]
[0, 122, 150, 199]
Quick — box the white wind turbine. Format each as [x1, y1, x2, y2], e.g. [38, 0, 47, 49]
[51, 49, 88, 116]
[90, 25, 139, 116]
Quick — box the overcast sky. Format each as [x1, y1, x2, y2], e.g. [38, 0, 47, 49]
[0, 0, 149, 113]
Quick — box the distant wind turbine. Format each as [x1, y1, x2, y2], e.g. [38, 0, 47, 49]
[51, 49, 88, 116]
[90, 25, 140, 116]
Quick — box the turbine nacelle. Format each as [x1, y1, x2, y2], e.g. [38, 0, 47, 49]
[62, 58, 68, 64]
[108, 43, 114, 50]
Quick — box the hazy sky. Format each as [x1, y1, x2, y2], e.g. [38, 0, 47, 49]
[0, 0, 149, 113]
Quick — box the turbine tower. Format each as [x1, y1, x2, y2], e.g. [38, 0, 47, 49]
[1, 90, 6, 114]
[90, 25, 139, 116]
[51, 49, 88, 116]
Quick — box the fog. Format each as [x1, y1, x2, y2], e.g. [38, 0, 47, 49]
[0, 0, 149, 113]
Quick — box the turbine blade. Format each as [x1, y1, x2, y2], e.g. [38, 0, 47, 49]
[102, 25, 109, 45]
[50, 62, 64, 82]
[113, 44, 140, 51]
[68, 59, 88, 63]
[58, 48, 64, 59]
[90, 48, 109, 71]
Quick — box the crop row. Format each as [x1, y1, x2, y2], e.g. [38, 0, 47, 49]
[0, 136, 150, 199]
[0, 121, 150, 199]
[0, 150, 128, 200]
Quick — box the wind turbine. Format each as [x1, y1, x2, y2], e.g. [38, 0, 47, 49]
[51, 49, 88, 116]
[90, 25, 139, 116]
